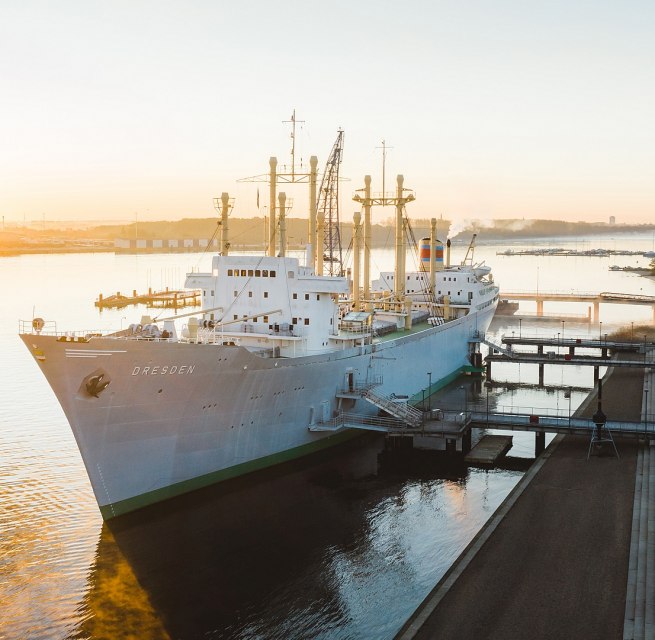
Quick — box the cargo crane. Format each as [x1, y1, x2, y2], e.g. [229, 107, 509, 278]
[317, 129, 345, 276]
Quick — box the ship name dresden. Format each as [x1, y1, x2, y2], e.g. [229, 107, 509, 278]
[131, 365, 196, 376]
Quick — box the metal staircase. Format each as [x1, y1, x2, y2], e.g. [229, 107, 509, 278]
[481, 338, 515, 358]
[361, 389, 424, 427]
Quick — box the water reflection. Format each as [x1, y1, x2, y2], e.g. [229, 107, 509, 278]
[72, 436, 518, 640]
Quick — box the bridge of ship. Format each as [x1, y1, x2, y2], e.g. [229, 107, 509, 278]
[498, 290, 655, 322]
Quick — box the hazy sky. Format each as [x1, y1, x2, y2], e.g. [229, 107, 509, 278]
[2, 0, 654, 225]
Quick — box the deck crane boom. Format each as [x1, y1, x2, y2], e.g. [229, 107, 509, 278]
[317, 129, 345, 276]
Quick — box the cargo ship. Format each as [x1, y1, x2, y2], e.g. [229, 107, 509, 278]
[20, 144, 499, 519]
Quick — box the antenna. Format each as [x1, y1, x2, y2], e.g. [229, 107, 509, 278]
[283, 109, 305, 179]
[376, 139, 393, 204]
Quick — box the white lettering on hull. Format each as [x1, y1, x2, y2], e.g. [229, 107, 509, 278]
[131, 365, 196, 376]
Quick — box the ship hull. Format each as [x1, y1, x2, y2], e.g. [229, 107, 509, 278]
[21, 306, 494, 519]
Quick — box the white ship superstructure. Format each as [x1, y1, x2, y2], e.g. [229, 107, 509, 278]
[20, 142, 499, 520]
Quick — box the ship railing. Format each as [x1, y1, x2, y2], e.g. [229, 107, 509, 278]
[338, 322, 372, 335]
[19, 320, 111, 339]
[18, 321, 180, 342]
[19, 319, 59, 335]
[320, 412, 409, 431]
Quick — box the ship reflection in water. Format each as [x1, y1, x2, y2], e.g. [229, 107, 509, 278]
[73, 435, 520, 640]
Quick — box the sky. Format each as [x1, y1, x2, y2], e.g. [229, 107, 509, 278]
[1, 0, 654, 225]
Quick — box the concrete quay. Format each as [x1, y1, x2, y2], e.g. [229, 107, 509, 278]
[395, 355, 654, 640]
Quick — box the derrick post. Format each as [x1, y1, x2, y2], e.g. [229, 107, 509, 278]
[309, 155, 318, 270]
[394, 175, 405, 301]
[220, 192, 230, 256]
[538, 363, 545, 386]
[278, 192, 287, 257]
[352, 212, 361, 310]
[430, 218, 437, 297]
[535, 432, 546, 457]
[363, 175, 372, 310]
[268, 157, 278, 257]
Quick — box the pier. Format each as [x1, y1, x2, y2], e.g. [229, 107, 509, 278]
[484, 335, 653, 385]
[497, 247, 652, 258]
[393, 346, 655, 640]
[499, 290, 655, 322]
[95, 287, 201, 309]
[464, 435, 513, 467]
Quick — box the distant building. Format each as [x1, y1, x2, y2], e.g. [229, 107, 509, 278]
[114, 238, 219, 253]
[609, 216, 616, 225]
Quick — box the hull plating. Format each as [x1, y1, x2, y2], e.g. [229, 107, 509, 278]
[21, 305, 495, 518]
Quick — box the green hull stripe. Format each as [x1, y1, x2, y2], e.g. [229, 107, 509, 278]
[99, 429, 360, 520]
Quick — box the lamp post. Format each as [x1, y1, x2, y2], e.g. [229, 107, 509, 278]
[120, 316, 127, 330]
[564, 387, 572, 427]
[519, 318, 522, 338]
[427, 372, 432, 413]
[645, 388, 650, 434]
[599, 321, 602, 342]
[484, 380, 491, 428]
[561, 320, 565, 343]
[460, 385, 468, 418]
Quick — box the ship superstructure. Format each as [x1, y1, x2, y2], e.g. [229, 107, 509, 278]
[20, 135, 499, 519]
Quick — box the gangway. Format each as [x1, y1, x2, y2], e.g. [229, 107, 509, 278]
[481, 338, 515, 358]
[360, 389, 424, 427]
[467, 411, 655, 440]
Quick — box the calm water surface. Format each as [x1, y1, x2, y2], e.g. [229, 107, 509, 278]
[1, 236, 654, 639]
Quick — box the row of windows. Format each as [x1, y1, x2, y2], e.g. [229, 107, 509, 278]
[233, 314, 270, 322]
[229, 314, 311, 326]
[386, 274, 458, 282]
[232, 291, 321, 301]
[227, 269, 277, 278]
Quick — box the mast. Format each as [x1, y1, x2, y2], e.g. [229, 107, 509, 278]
[283, 109, 305, 180]
[353, 173, 415, 307]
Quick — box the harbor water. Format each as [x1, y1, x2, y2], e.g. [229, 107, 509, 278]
[1, 236, 654, 639]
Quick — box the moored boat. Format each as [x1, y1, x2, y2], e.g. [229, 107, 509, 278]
[20, 138, 499, 519]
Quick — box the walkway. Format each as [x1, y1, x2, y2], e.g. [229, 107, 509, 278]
[395, 351, 655, 640]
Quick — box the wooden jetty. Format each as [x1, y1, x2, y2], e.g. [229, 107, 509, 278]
[465, 435, 513, 467]
[95, 287, 201, 309]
